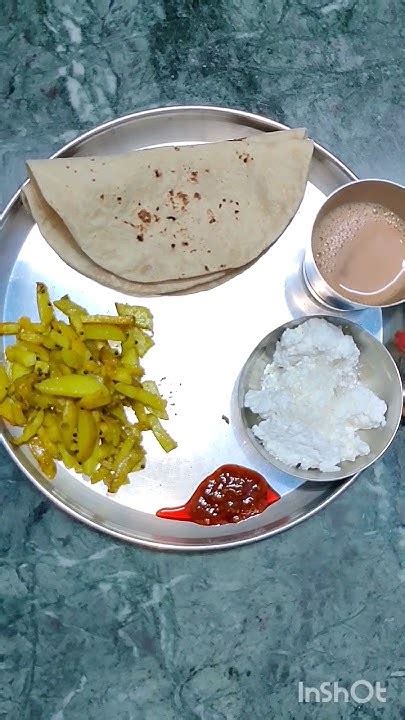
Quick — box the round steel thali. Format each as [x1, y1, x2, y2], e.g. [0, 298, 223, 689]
[0, 106, 382, 550]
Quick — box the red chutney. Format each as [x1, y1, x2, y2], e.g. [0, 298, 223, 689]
[156, 464, 280, 526]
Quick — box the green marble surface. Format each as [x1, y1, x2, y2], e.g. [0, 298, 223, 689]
[1, 1, 404, 718]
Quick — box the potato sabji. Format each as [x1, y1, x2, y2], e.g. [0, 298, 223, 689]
[0, 283, 176, 493]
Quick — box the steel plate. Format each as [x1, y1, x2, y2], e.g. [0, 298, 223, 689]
[0, 106, 382, 550]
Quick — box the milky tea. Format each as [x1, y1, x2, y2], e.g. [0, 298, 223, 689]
[312, 201, 405, 306]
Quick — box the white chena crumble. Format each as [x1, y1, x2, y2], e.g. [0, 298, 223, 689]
[245, 318, 387, 472]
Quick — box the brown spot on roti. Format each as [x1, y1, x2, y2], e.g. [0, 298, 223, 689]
[182, 241, 189, 246]
[138, 209, 152, 223]
[171, 243, 176, 248]
[194, 192, 201, 199]
[154, 169, 162, 178]
[207, 209, 216, 224]
[176, 191, 189, 207]
[190, 171, 198, 182]
[167, 216, 176, 221]
[174, 146, 180, 151]
[204, 265, 209, 271]
[100, 194, 104, 200]
[137, 234, 144, 242]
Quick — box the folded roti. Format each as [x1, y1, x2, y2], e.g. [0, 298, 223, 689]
[22, 179, 227, 295]
[24, 129, 313, 285]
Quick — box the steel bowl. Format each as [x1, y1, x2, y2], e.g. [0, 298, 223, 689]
[303, 179, 405, 311]
[238, 315, 403, 482]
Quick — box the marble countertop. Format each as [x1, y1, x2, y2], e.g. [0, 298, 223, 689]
[1, 1, 404, 718]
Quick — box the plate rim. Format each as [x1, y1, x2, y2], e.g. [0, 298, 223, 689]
[1, 104, 367, 551]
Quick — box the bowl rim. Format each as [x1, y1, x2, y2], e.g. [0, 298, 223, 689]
[238, 314, 403, 482]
